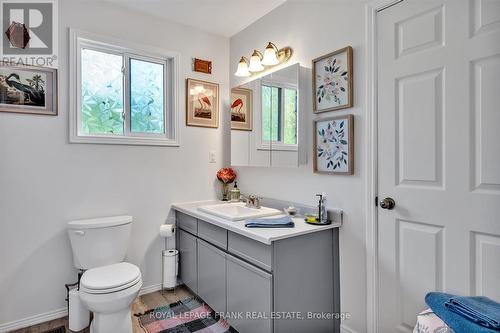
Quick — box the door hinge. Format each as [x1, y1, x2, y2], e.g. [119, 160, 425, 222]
[375, 196, 378, 207]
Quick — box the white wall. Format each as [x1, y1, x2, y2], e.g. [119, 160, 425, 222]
[0, 0, 229, 326]
[230, 2, 367, 332]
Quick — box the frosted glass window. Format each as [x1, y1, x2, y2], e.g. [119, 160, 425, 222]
[130, 59, 165, 134]
[81, 48, 124, 135]
[72, 30, 178, 146]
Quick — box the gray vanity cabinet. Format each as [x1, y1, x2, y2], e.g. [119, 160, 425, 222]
[178, 229, 197, 293]
[197, 239, 226, 313]
[176, 210, 340, 333]
[226, 254, 273, 333]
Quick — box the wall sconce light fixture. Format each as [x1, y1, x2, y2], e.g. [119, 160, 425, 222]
[234, 56, 251, 77]
[248, 50, 264, 73]
[234, 42, 292, 77]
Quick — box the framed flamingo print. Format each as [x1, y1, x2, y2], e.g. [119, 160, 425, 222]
[313, 114, 354, 175]
[230, 87, 252, 131]
[312, 46, 353, 113]
[186, 78, 219, 128]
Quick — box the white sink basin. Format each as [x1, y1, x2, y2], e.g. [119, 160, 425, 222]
[198, 202, 282, 221]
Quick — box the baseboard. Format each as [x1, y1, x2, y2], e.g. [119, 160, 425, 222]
[341, 324, 359, 333]
[139, 283, 163, 296]
[0, 283, 163, 332]
[0, 307, 68, 333]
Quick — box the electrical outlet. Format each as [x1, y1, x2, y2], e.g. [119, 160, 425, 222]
[209, 151, 216, 163]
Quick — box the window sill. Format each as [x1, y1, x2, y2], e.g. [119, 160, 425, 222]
[70, 134, 180, 147]
[257, 143, 298, 152]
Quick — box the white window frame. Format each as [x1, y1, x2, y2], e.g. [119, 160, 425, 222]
[69, 29, 180, 146]
[258, 80, 299, 151]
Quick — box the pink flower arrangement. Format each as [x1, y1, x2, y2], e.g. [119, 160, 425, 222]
[216, 167, 236, 184]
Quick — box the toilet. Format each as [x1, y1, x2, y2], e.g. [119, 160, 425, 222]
[67, 216, 142, 333]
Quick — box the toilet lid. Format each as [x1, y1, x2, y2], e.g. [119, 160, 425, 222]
[81, 262, 141, 291]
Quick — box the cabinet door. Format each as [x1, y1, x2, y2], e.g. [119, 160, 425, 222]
[197, 239, 226, 312]
[227, 255, 272, 333]
[178, 229, 197, 293]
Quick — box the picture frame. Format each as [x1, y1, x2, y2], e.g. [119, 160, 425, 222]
[230, 87, 253, 131]
[313, 114, 354, 175]
[193, 58, 212, 74]
[186, 78, 219, 128]
[312, 46, 353, 113]
[0, 62, 58, 116]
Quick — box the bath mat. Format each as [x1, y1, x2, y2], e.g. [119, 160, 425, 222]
[137, 297, 237, 333]
[40, 326, 65, 333]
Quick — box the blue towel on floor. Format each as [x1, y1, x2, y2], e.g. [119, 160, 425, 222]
[425, 292, 500, 333]
[245, 216, 294, 228]
[446, 296, 500, 330]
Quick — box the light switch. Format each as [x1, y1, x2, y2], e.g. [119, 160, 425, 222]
[209, 151, 216, 163]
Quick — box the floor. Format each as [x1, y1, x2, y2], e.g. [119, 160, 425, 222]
[10, 286, 194, 333]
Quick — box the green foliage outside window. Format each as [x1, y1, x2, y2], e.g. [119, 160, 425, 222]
[262, 85, 297, 144]
[262, 85, 279, 142]
[284, 88, 297, 144]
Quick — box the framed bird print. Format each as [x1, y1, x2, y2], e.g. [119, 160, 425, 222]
[186, 78, 219, 128]
[230, 87, 252, 131]
[313, 114, 354, 175]
[312, 46, 353, 113]
[0, 62, 58, 115]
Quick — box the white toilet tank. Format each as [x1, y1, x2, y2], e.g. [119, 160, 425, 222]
[67, 215, 132, 270]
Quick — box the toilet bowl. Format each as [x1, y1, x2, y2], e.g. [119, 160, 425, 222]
[79, 262, 142, 333]
[67, 215, 141, 333]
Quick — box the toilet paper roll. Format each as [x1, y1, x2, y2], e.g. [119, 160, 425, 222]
[163, 249, 178, 289]
[160, 224, 175, 238]
[68, 289, 89, 331]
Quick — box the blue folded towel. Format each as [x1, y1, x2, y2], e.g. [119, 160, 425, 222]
[446, 296, 500, 330]
[245, 216, 294, 228]
[425, 292, 500, 333]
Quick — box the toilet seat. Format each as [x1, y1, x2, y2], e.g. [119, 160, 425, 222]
[81, 262, 141, 294]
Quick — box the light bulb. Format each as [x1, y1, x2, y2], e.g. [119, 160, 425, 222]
[262, 42, 279, 66]
[234, 57, 250, 77]
[248, 50, 264, 72]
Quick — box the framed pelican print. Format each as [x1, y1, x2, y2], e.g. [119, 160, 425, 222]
[186, 78, 219, 128]
[230, 87, 252, 131]
[0, 62, 58, 115]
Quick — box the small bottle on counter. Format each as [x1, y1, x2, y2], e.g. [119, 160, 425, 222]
[230, 182, 241, 202]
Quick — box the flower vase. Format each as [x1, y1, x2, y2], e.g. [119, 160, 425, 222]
[221, 183, 230, 201]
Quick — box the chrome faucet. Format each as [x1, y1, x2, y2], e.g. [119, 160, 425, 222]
[242, 194, 261, 209]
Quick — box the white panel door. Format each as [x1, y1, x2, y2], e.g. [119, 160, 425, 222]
[377, 0, 500, 331]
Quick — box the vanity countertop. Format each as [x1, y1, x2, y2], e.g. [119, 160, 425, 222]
[172, 200, 342, 245]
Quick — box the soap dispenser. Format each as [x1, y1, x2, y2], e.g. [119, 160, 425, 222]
[315, 193, 331, 225]
[230, 182, 241, 202]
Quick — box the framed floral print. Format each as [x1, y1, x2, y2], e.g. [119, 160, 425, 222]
[186, 78, 219, 128]
[0, 62, 58, 115]
[313, 114, 354, 175]
[230, 87, 253, 131]
[312, 46, 353, 113]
